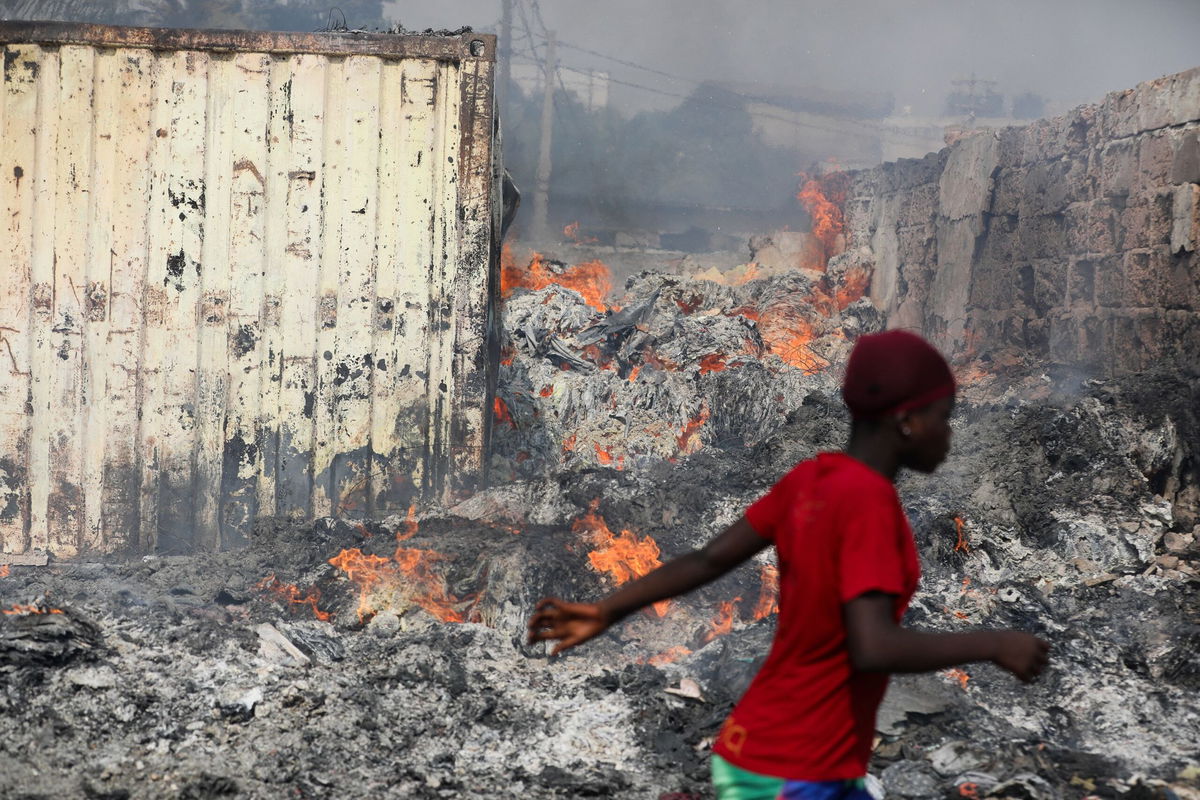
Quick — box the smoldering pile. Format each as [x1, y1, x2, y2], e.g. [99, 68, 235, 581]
[1, 255, 1199, 799]
[491, 248, 880, 480]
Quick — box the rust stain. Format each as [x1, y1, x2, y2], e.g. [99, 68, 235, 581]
[318, 292, 337, 329]
[200, 292, 228, 326]
[0, 335, 28, 376]
[262, 295, 282, 327]
[67, 276, 83, 308]
[31, 282, 52, 312]
[0, 21, 490, 62]
[284, 242, 311, 260]
[233, 158, 265, 186]
[143, 286, 166, 327]
[84, 281, 108, 322]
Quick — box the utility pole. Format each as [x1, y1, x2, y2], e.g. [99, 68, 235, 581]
[497, 0, 511, 115]
[531, 29, 555, 242]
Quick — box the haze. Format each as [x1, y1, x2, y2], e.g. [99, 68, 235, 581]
[390, 0, 1200, 114]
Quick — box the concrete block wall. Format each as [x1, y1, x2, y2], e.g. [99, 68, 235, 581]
[846, 67, 1200, 373]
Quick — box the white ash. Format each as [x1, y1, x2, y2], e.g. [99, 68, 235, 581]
[1, 262, 1198, 798]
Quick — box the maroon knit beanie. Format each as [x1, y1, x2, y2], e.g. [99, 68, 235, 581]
[841, 330, 956, 419]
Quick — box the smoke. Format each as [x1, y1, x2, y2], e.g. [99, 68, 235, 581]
[17, 1, 1197, 122]
[9, 0, 1198, 241]
[396, 0, 1200, 115]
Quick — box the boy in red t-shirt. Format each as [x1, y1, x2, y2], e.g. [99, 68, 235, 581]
[528, 330, 1050, 800]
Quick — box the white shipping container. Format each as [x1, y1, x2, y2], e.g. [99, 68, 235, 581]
[0, 22, 501, 558]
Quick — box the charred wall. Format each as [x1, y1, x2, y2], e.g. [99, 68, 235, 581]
[847, 66, 1200, 373]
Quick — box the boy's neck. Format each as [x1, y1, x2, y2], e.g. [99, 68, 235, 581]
[844, 435, 901, 482]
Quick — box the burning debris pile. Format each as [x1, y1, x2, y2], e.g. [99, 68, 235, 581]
[2, 350, 1198, 798]
[491, 228, 879, 480]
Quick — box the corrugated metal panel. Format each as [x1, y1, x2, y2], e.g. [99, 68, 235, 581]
[0, 23, 499, 557]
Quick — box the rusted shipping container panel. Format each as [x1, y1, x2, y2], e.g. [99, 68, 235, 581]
[0, 22, 501, 557]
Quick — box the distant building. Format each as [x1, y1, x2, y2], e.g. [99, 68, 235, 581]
[717, 78, 1057, 166]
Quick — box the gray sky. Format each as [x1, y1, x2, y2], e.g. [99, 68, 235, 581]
[385, 0, 1200, 115]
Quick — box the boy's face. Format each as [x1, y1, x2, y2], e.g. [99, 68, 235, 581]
[900, 396, 954, 473]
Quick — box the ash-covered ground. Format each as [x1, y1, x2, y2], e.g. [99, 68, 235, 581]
[2, 264, 1199, 800]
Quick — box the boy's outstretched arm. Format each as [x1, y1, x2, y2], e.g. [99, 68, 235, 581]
[527, 516, 770, 654]
[844, 592, 1050, 682]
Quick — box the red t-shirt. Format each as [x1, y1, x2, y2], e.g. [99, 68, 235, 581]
[712, 452, 921, 780]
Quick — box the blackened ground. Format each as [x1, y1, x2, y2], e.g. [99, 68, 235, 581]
[0, 371, 1198, 799]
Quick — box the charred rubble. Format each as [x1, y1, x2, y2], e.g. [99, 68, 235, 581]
[2, 259, 1198, 798]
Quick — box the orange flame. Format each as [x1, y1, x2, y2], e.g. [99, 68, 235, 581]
[255, 574, 332, 622]
[562, 432, 578, 454]
[755, 307, 829, 373]
[486, 520, 522, 536]
[563, 221, 598, 244]
[953, 516, 970, 553]
[392, 548, 468, 623]
[642, 347, 679, 372]
[944, 605, 970, 621]
[676, 403, 710, 453]
[676, 293, 704, 314]
[500, 247, 613, 311]
[326, 548, 393, 622]
[327, 540, 469, 625]
[539, 385, 554, 398]
[395, 504, 419, 543]
[735, 263, 762, 286]
[753, 564, 780, 620]
[648, 645, 693, 666]
[833, 265, 871, 310]
[702, 598, 740, 643]
[628, 365, 642, 382]
[698, 353, 727, 375]
[574, 501, 669, 617]
[796, 171, 849, 268]
[493, 396, 516, 429]
[581, 343, 615, 370]
[2, 602, 63, 615]
[942, 668, 971, 690]
[957, 363, 992, 385]
[0, 565, 9, 578]
[593, 442, 614, 465]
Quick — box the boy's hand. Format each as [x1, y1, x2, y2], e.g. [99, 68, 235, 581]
[991, 631, 1050, 682]
[527, 598, 611, 655]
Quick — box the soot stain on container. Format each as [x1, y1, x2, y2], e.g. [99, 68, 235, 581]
[0, 456, 27, 524]
[231, 324, 259, 360]
[165, 249, 187, 291]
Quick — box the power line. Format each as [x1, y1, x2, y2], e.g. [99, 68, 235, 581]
[514, 58, 932, 144]
[509, 0, 938, 149]
[542, 37, 701, 87]
[513, 0, 545, 75]
[518, 25, 937, 144]
[528, 0, 551, 40]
